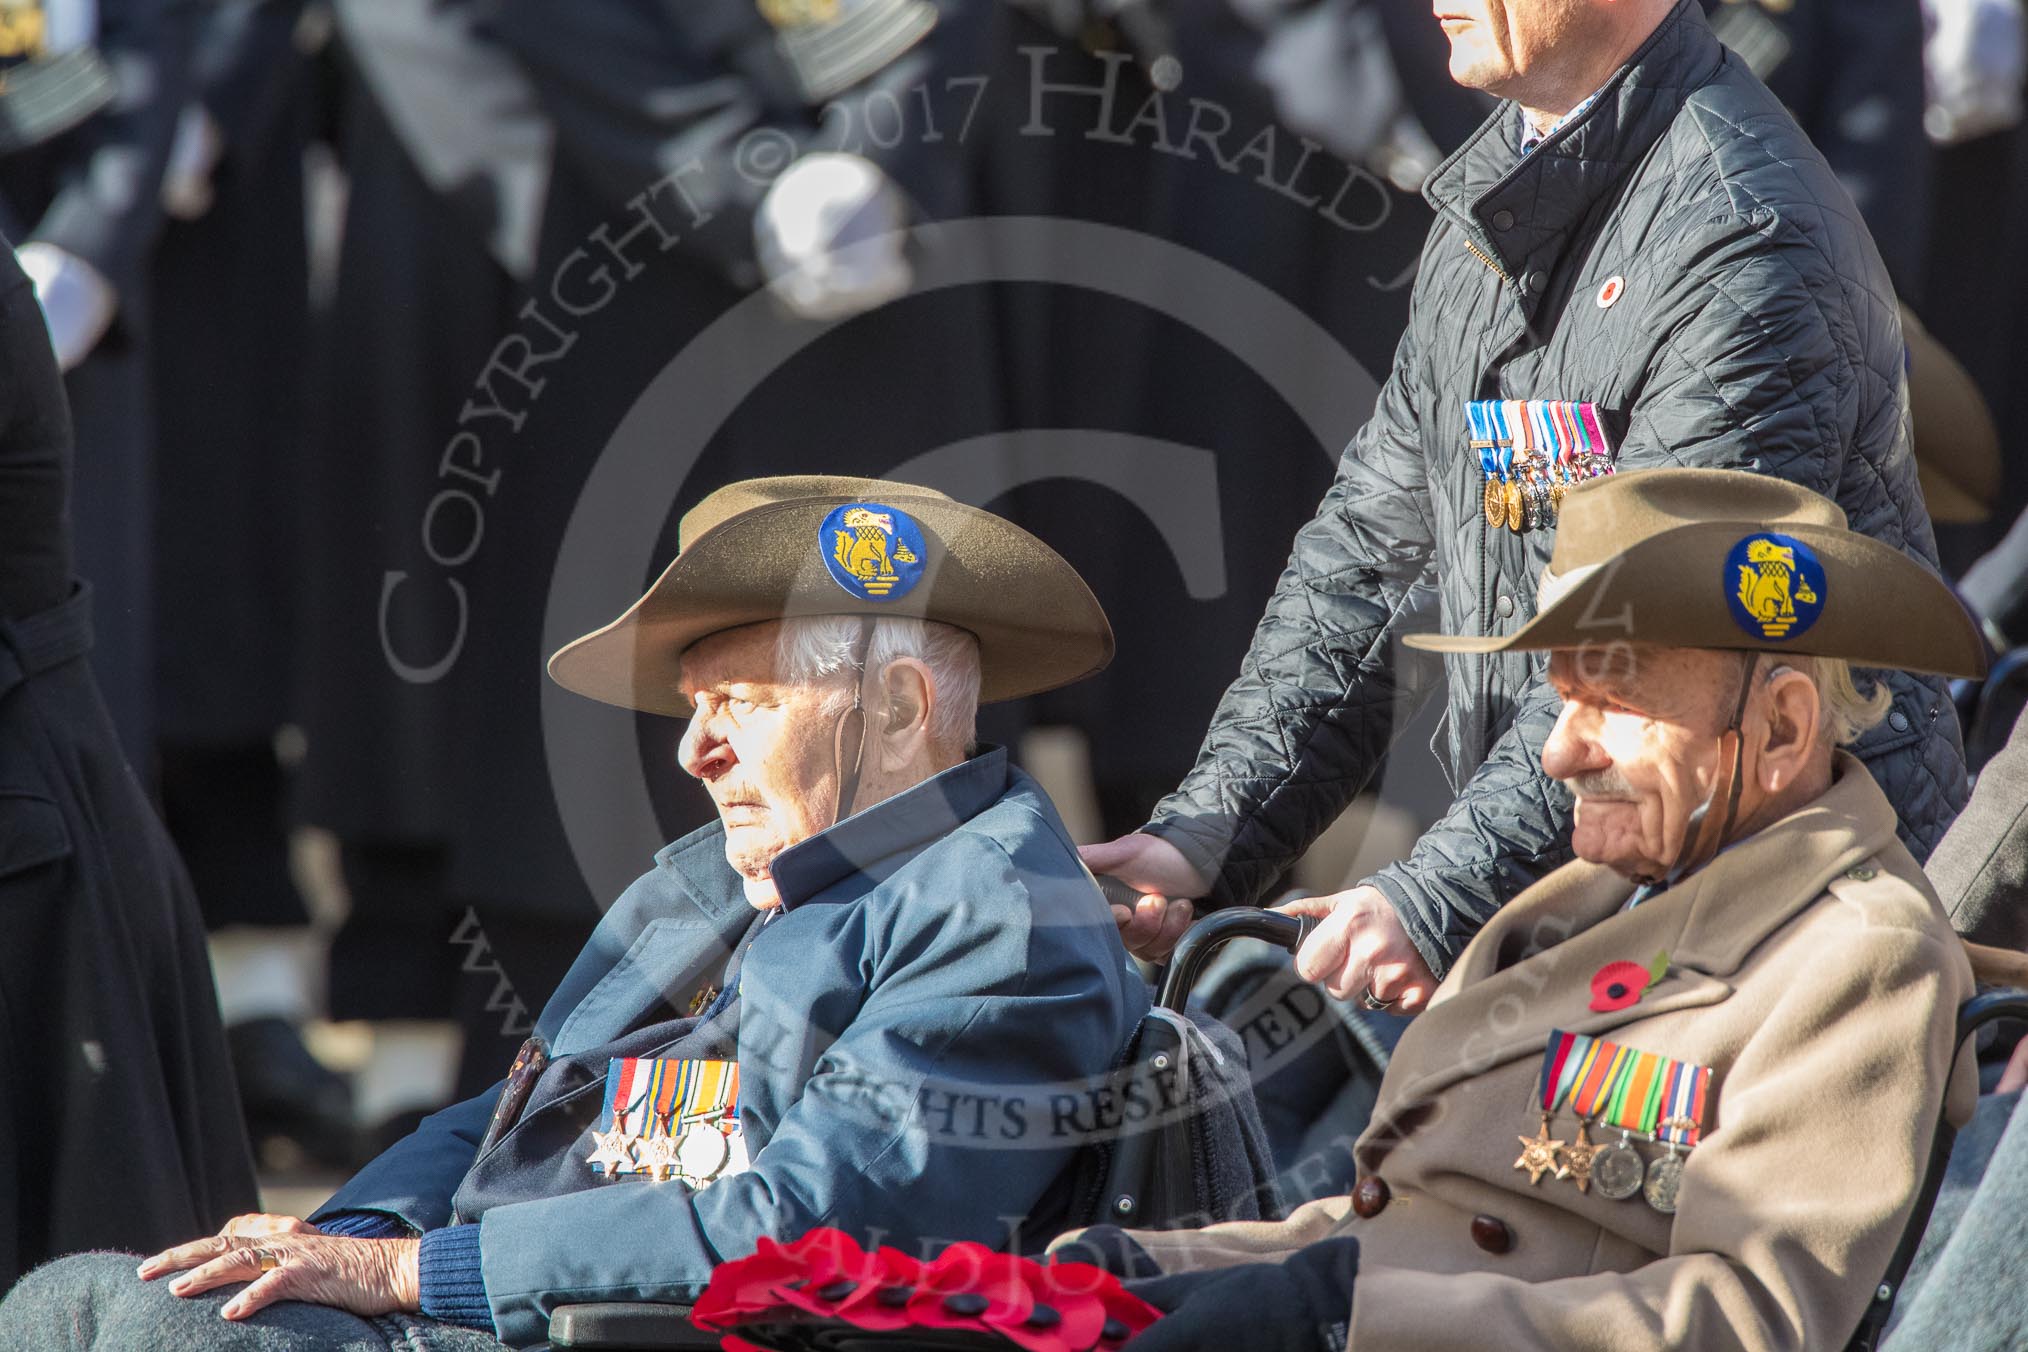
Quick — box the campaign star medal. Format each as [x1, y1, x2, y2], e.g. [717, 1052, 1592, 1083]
[587, 1127, 636, 1178]
[640, 1127, 683, 1183]
[1557, 1121, 1602, 1194]
[1514, 1114, 1566, 1185]
[592, 1057, 652, 1177]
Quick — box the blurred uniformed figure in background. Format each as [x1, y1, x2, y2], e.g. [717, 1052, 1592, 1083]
[144, 0, 358, 1168]
[0, 0, 196, 764]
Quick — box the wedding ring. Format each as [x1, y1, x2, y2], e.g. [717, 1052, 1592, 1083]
[250, 1247, 282, 1272]
[1360, 987, 1396, 1011]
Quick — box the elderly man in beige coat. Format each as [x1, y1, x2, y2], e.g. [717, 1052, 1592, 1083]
[1093, 468, 1989, 1352]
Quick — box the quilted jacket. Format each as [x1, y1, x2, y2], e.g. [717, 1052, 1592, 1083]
[1145, 0, 1968, 980]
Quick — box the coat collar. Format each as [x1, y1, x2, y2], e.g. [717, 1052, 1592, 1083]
[768, 744, 1012, 908]
[1376, 754, 1896, 1118]
[1423, 0, 1724, 285]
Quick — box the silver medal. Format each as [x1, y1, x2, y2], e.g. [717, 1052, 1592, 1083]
[1592, 1133, 1646, 1201]
[1643, 1148, 1685, 1214]
[677, 1123, 731, 1183]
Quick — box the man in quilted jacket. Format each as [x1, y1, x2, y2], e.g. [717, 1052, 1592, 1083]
[1085, 0, 1967, 1011]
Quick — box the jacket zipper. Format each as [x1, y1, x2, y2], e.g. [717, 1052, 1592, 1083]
[1463, 236, 1511, 283]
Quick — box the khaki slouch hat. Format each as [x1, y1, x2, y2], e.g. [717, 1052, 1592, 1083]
[548, 475, 1115, 715]
[1407, 468, 1987, 680]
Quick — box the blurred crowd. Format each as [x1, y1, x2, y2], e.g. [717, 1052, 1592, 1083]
[10, 0, 2028, 1206]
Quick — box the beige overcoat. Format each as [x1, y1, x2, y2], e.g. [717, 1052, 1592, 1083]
[1122, 755, 1976, 1350]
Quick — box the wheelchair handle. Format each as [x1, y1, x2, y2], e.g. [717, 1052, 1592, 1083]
[1156, 908, 1316, 1011]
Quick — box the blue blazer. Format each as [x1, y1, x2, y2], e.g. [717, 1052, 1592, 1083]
[313, 749, 1149, 1347]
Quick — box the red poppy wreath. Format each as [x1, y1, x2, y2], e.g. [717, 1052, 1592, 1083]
[690, 1229, 1165, 1352]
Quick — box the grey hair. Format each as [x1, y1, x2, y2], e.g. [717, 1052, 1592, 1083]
[1770, 655, 1893, 746]
[773, 615, 982, 753]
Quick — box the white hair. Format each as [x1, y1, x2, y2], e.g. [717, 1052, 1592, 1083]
[1770, 656, 1894, 746]
[773, 615, 982, 753]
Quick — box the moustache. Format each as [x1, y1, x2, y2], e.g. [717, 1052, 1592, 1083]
[1565, 770, 1637, 800]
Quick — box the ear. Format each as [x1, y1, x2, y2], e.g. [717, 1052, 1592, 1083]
[1754, 666, 1822, 792]
[874, 657, 937, 768]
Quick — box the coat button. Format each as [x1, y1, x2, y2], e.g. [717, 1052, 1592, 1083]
[1888, 710, 1910, 733]
[1496, 594, 1515, 618]
[1470, 1215, 1513, 1254]
[1492, 208, 1515, 231]
[1352, 1176, 1391, 1218]
[1526, 272, 1547, 295]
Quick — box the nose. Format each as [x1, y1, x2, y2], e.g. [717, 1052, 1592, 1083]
[1541, 700, 1608, 784]
[679, 706, 734, 782]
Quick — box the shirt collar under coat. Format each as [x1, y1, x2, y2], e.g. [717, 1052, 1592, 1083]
[1422, 0, 1725, 290]
[766, 744, 1012, 909]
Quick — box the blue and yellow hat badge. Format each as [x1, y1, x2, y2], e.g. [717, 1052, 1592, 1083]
[820, 502, 926, 602]
[1724, 531, 1825, 642]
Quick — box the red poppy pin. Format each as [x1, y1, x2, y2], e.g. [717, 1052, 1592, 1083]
[1590, 951, 1671, 1012]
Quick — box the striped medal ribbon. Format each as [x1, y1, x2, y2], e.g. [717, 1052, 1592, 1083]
[601, 1058, 745, 1184]
[1539, 1030, 1710, 1209]
[1466, 400, 1618, 534]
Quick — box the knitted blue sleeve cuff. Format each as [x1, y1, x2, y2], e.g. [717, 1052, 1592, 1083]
[314, 1211, 413, 1240]
[418, 1225, 496, 1333]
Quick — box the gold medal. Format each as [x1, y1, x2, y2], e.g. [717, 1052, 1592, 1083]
[1504, 479, 1525, 532]
[1484, 478, 1506, 528]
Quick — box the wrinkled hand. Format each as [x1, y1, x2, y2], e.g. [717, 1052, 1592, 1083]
[1278, 885, 1436, 1013]
[138, 1227, 420, 1322]
[1080, 832, 1207, 961]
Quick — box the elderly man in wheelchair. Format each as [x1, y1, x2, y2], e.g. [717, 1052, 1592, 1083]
[1049, 468, 1998, 1352]
[0, 477, 1193, 1350]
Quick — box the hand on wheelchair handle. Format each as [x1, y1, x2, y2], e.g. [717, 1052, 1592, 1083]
[1277, 886, 1436, 1013]
[1083, 833, 1208, 960]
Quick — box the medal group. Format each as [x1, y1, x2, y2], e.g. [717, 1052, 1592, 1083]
[587, 1057, 750, 1188]
[1516, 1030, 1711, 1215]
[1467, 400, 1619, 534]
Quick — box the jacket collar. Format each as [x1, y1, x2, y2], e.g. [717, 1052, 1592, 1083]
[768, 744, 1012, 908]
[1375, 754, 1895, 1118]
[1423, 0, 1724, 284]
